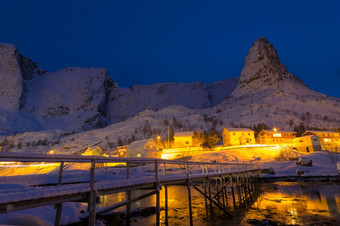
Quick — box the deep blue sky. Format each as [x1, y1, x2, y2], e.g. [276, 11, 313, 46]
[1, 1, 339, 97]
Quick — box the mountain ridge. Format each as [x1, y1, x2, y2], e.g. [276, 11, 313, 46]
[0, 37, 339, 154]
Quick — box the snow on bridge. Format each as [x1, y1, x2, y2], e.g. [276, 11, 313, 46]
[0, 152, 260, 225]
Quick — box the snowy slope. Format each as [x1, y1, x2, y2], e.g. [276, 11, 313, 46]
[106, 78, 238, 123]
[22, 67, 115, 131]
[205, 37, 340, 130]
[0, 43, 117, 135]
[0, 37, 339, 154]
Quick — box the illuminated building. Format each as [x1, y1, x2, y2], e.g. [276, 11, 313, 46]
[302, 130, 340, 151]
[257, 128, 296, 145]
[173, 131, 195, 148]
[293, 135, 322, 153]
[222, 128, 255, 146]
[116, 145, 128, 157]
[126, 138, 161, 158]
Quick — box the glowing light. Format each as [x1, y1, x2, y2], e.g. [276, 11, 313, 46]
[273, 133, 282, 137]
[48, 150, 54, 155]
[157, 136, 161, 140]
[273, 128, 278, 132]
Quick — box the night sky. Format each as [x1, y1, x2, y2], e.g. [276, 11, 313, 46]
[1, 1, 339, 97]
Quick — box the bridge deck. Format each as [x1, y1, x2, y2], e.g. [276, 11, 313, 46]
[0, 152, 260, 224]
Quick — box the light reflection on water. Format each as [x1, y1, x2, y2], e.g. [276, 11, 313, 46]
[242, 182, 340, 225]
[98, 182, 340, 225]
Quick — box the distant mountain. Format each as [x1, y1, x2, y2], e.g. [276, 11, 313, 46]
[207, 37, 340, 129]
[0, 43, 238, 135]
[106, 78, 238, 123]
[0, 37, 339, 154]
[0, 43, 116, 135]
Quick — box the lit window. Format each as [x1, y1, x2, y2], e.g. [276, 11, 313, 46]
[137, 153, 141, 157]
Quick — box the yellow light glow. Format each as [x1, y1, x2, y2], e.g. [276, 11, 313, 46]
[273, 133, 282, 137]
[48, 150, 54, 155]
[157, 136, 161, 140]
[273, 128, 278, 132]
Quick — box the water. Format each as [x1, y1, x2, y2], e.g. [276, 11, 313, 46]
[97, 181, 340, 225]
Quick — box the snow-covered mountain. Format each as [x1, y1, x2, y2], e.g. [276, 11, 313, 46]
[106, 78, 238, 123]
[0, 37, 339, 154]
[0, 43, 116, 135]
[207, 37, 340, 129]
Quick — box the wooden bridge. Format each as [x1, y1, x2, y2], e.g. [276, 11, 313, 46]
[0, 152, 260, 226]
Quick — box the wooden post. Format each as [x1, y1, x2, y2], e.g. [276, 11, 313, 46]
[208, 176, 213, 218]
[186, 163, 193, 226]
[230, 176, 236, 210]
[224, 176, 228, 209]
[204, 180, 208, 214]
[242, 173, 247, 206]
[187, 178, 193, 226]
[236, 174, 242, 206]
[54, 161, 64, 226]
[221, 176, 226, 209]
[88, 159, 96, 226]
[165, 185, 169, 226]
[126, 162, 131, 226]
[155, 161, 160, 226]
[162, 162, 168, 225]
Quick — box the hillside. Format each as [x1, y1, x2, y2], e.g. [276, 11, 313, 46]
[0, 37, 339, 154]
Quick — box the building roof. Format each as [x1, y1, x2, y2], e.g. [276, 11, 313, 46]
[128, 139, 154, 149]
[261, 130, 296, 133]
[293, 135, 318, 140]
[224, 128, 254, 132]
[174, 131, 194, 137]
[303, 130, 339, 135]
[82, 146, 104, 156]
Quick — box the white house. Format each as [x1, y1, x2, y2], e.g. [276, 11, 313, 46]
[293, 135, 322, 153]
[126, 138, 161, 158]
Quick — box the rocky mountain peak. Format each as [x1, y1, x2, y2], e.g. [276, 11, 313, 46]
[231, 37, 308, 97]
[0, 43, 24, 111]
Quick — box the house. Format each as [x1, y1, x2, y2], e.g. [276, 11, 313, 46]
[116, 145, 128, 157]
[302, 130, 340, 150]
[173, 131, 195, 148]
[126, 138, 161, 158]
[257, 128, 296, 145]
[81, 146, 105, 156]
[222, 128, 255, 146]
[293, 135, 322, 153]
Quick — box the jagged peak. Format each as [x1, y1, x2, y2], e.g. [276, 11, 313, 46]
[245, 36, 278, 66]
[230, 37, 308, 97]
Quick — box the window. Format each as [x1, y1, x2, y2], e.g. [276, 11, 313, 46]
[233, 133, 235, 135]
[137, 153, 141, 157]
[248, 133, 250, 136]
[185, 141, 189, 144]
[128, 154, 132, 158]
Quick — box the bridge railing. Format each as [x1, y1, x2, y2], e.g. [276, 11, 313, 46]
[0, 152, 260, 186]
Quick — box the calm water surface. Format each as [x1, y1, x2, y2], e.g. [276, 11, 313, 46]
[98, 181, 340, 225]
